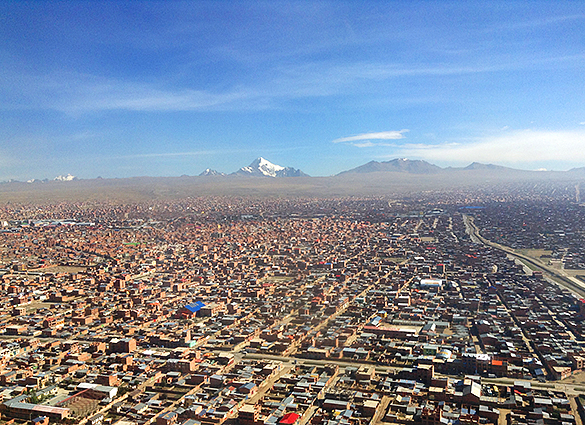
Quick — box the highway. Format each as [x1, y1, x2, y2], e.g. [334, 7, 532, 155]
[462, 214, 585, 298]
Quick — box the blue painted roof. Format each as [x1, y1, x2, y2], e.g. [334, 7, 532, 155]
[184, 301, 205, 313]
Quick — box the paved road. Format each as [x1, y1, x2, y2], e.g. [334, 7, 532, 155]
[463, 214, 585, 297]
[481, 376, 585, 397]
[570, 397, 584, 425]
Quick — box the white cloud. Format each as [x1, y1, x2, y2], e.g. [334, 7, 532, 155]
[351, 141, 376, 148]
[396, 129, 585, 165]
[332, 130, 409, 144]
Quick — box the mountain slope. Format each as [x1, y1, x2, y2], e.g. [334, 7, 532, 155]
[462, 162, 515, 171]
[338, 158, 442, 175]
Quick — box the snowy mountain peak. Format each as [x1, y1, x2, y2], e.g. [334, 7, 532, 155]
[235, 157, 307, 178]
[199, 168, 226, 176]
[54, 174, 77, 181]
[250, 157, 284, 177]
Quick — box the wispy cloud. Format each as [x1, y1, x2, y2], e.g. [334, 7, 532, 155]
[2, 40, 584, 116]
[487, 14, 585, 32]
[394, 129, 585, 166]
[352, 141, 377, 148]
[7, 49, 580, 115]
[0, 69, 255, 113]
[65, 82, 252, 113]
[332, 130, 409, 147]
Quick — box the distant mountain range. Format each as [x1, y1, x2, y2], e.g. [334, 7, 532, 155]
[338, 158, 442, 175]
[8, 158, 585, 185]
[54, 174, 77, 182]
[25, 174, 78, 183]
[199, 169, 226, 177]
[3, 158, 585, 203]
[201, 157, 557, 178]
[200, 157, 308, 178]
[337, 158, 585, 176]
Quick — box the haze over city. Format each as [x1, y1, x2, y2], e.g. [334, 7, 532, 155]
[1, 1, 585, 181]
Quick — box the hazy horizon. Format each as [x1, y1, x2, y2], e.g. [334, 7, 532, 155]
[7, 156, 585, 184]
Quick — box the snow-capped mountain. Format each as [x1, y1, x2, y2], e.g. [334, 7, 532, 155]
[234, 157, 307, 177]
[199, 168, 226, 176]
[54, 174, 77, 181]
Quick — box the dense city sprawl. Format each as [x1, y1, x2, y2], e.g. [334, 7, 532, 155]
[1, 195, 585, 425]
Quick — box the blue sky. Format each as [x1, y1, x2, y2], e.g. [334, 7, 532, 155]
[1, 1, 584, 180]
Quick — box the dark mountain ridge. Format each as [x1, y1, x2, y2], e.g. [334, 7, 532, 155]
[338, 158, 442, 175]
